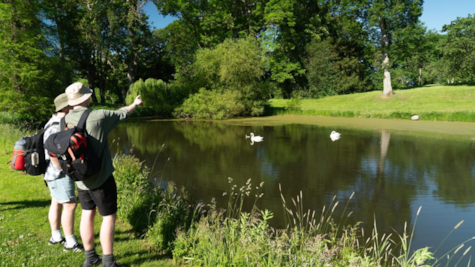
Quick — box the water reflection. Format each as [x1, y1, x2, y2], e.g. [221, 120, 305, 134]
[109, 120, 475, 262]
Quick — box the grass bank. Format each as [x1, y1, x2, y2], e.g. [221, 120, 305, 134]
[0, 124, 173, 266]
[269, 85, 475, 122]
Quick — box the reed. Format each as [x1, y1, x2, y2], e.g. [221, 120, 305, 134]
[113, 155, 475, 266]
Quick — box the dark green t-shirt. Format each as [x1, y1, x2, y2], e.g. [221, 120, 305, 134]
[65, 107, 129, 190]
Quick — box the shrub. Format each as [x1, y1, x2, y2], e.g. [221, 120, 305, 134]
[146, 182, 202, 253]
[286, 96, 302, 111]
[113, 152, 201, 252]
[126, 78, 188, 116]
[113, 154, 156, 234]
[173, 88, 245, 119]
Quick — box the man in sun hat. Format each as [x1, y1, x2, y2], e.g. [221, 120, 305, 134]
[64, 82, 142, 267]
[43, 93, 84, 252]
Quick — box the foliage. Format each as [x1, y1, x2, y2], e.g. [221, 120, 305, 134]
[173, 88, 246, 119]
[340, 0, 424, 94]
[126, 78, 187, 116]
[172, 181, 453, 266]
[113, 152, 201, 253]
[0, 1, 63, 125]
[304, 40, 339, 97]
[146, 182, 201, 253]
[113, 153, 155, 233]
[2, 0, 475, 123]
[174, 38, 269, 118]
[286, 95, 302, 111]
[263, 0, 327, 97]
[441, 14, 475, 83]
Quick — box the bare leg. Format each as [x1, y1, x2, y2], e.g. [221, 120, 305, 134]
[100, 213, 116, 255]
[61, 200, 77, 237]
[80, 209, 96, 251]
[49, 197, 61, 232]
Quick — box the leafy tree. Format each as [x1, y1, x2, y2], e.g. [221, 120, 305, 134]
[304, 40, 338, 97]
[325, 7, 375, 93]
[441, 14, 475, 83]
[39, 0, 79, 88]
[263, 0, 329, 97]
[390, 23, 440, 87]
[122, 0, 152, 105]
[343, 0, 423, 95]
[152, 0, 268, 78]
[0, 0, 62, 123]
[176, 38, 269, 118]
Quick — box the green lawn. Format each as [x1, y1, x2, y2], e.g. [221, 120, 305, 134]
[270, 85, 475, 121]
[0, 153, 174, 267]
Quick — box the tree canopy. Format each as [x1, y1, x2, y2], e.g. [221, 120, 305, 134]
[0, 1, 473, 122]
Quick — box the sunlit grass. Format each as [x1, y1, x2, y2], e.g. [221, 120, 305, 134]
[270, 85, 475, 121]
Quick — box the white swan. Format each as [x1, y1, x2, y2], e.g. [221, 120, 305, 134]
[245, 132, 263, 142]
[330, 131, 341, 141]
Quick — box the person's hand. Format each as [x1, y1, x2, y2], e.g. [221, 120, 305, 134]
[134, 95, 143, 106]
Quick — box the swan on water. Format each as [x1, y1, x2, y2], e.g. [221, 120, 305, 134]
[330, 131, 341, 141]
[245, 132, 264, 142]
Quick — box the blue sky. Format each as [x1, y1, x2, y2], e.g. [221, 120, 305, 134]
[144, 1, 475, 32]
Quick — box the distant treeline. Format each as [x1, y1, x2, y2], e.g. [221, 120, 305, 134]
[1, 0, 474, 122]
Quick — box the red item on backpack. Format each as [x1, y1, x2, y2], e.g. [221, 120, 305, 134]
[10, 147, 25, 170]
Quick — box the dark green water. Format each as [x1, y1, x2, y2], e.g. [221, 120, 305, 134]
[110, 119, 475, 263]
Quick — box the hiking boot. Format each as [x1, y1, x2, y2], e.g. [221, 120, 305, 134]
[81, 256, 102, 267]
[48, 237, 65, 245]
[63, 242, 84, 252]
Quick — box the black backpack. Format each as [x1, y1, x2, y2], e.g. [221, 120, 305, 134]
[9, 122, 59, 176]
[44, 110, 100, 181]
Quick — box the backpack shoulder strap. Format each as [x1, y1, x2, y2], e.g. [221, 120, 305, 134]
[60, 117, 66, 131]
[45, 121, 59, 130]
[77, 109, 92, 131]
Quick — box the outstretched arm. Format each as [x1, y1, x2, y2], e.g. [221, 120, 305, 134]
[124, 95, 143, 114]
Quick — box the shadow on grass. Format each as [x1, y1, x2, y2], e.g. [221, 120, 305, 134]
[263, 106, 285, 116]
[0, 199, 50, 211]
[120, 250, 171, 266]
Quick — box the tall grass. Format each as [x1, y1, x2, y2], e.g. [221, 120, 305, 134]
[114, 154, 474, 266]
[113, 152, 202, 253]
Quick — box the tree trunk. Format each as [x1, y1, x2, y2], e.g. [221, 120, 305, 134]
[418, 68, 422, 86]
[53, 3, 68, 87]
[87, 52, 98, 103]
[124, 0, 140, 105]
[380, 17, 392, 96]
[382, 53, 392, 96]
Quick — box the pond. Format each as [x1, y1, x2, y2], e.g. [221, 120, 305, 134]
[110, 115, 475, 263]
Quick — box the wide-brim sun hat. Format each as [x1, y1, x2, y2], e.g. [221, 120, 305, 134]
[54, 93, 69, 112]
[66, 82, 93, 106]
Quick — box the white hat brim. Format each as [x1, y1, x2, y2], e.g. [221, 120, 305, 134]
[68, 91, 92, 106]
